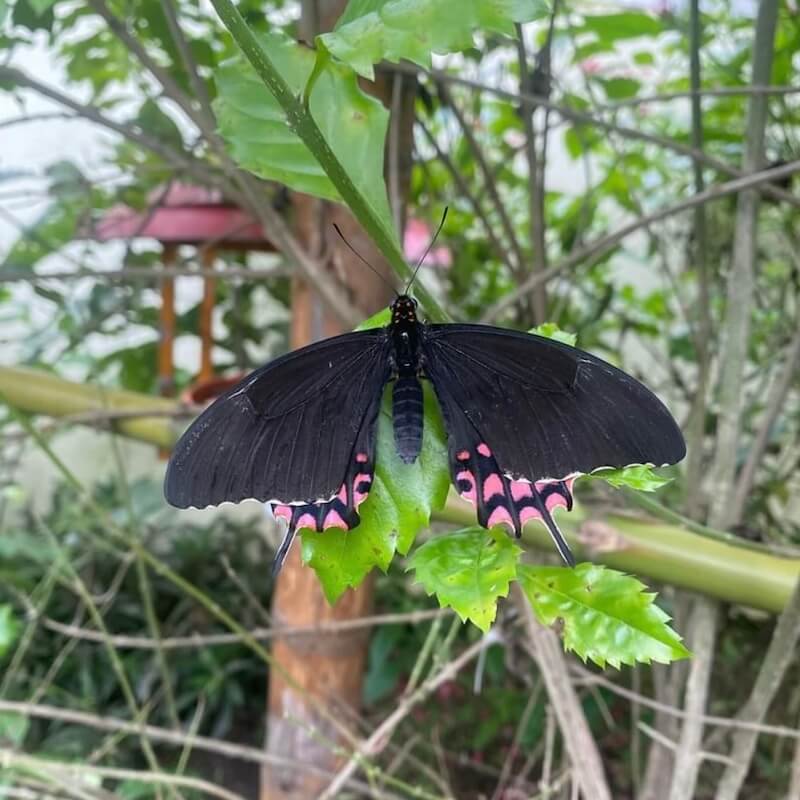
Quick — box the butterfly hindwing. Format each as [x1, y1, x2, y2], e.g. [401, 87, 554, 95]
[423, 323, 685, 563]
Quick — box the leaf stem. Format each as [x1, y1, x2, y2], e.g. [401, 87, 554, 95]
[209, 0, 448, 322]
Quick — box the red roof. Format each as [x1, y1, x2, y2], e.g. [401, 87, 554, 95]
[90, 184, 275, 248]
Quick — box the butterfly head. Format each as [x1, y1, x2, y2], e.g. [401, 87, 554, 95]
[391, 294, 418, 325]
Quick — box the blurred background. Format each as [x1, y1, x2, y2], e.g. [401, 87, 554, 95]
[1, 0, 799, 798]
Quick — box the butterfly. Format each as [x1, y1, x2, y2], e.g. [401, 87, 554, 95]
[164, 293, 686, 575]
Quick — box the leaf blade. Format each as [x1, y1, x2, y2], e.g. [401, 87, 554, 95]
[408, 528, 522, 631]
[321, 0, 550, 79]
[518, 563, 690, 667]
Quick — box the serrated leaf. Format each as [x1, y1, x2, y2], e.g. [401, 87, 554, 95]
[518, 563, 690, 667]
[408, 528, 522, 631]
[321, 0, 550, 80]
[301, 385, 449, 603]
[215, 31, 393, 233]
[528, 322, 577, 347]
[589, 465, 671, 492]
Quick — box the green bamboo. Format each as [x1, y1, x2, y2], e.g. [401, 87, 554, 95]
[208, 0, 448, 322]
[0, 366, 177, 448]
[4, 364, 798, 614]
[436, 496, 798, 615]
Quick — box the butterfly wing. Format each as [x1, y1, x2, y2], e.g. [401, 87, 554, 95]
[165, 329, 391, 572]
[422, 324, 685, 563]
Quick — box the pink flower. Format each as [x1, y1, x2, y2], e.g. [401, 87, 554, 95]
[403, 217, 452, 267]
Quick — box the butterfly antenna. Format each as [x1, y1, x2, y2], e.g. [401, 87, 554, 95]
[405, 206, 448, 294]
[332, 224, 397, 294]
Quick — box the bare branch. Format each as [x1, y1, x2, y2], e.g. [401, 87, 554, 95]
[514, 585, 612, 800]
[481, 159, 800, 322]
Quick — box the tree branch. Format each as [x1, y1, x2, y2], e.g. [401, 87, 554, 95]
[514, 584, 612, 800]
[481, 159, 800, 322]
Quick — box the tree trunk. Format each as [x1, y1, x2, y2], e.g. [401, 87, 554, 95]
[260, 3, 416, 797]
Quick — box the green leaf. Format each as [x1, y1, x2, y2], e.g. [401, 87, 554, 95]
[215, 31, 393, 229]
[518, 563, 690, 667]
[600, 76, 641, 100]
[301, 384, 449, 603]
[356, 306, 392, 331]
[408, 528, 522, 631]
[589, 465, 671, 492]
[0, 605, 18, 657]
[321, 0, 550, 79]
[0, 712, 28, 746]
[528, 322, 577, 347]
[578, 12, 663, 42]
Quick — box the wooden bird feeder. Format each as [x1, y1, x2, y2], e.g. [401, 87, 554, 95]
[91, 184, 276, 410]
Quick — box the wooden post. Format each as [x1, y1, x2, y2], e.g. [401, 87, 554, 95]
[198, 247, 217, 385]
[260, 3, 417, 797]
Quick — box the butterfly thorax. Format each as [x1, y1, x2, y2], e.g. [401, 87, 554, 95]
[389, 295, 424, 464]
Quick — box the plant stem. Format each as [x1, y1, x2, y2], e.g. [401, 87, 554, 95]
[208, 0, 447, 322]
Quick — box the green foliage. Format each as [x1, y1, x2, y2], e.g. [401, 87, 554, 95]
[518, 563, 690, 667]
[589, 465, 672, 492]
[528, 322, 578, 347]
[215, 30, 393, 228]
[408, 528, 521, 631]
[302, 385, 450, 603]
[320, 0, 550, 79]
[0, 604, 18, 656]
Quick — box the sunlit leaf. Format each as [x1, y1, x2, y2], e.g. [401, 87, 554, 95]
[215, 31, 393, 232]
[321, 0, 550, 79]
[589, 465, 672, 492]
[528, 322, 577, 347]
[519, 563, 690, 667]
[408, 528, 522, 631]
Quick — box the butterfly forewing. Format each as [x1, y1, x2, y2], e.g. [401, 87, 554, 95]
[423, 323, 685, 482]
[165, 329, 391, 509]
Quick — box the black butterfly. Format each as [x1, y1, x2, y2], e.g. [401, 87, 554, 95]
[164, 294, 685, 575]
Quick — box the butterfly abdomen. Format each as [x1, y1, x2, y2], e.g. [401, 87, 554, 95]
[393, 376, 424, 464]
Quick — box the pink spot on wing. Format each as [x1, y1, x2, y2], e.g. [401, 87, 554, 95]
[477, 443, 492, 457]
[545, 492, 570, 513]
[272, 505, 292, 521]
[353, 473, 372, 505]
[323, 509, 348, 530]
[456, 470, 476, 503]
[337, 484, 348, 503]
[482, 473, 504, 502]
[356, 452, 368, 463]
[456, 450, 470, 461]
[487, 506, 514, 528]
[511, 481, 533, 501]
[295, 513, 317, 530]
[520, 506, 543, 525]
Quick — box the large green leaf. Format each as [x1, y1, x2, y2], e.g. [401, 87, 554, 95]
[408, 528, 522, 631]
[301, 384, 449, 604]
[320, 0, 550, 79]
[215, 31, 393, 228]
[518, 563, 690, 667]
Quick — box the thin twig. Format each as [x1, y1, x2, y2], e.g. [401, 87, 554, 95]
[731, 322, 800, 521]
[318, 632, 499, 800]
[0, 750, 246, 800]
[39, 608, 448, 649]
